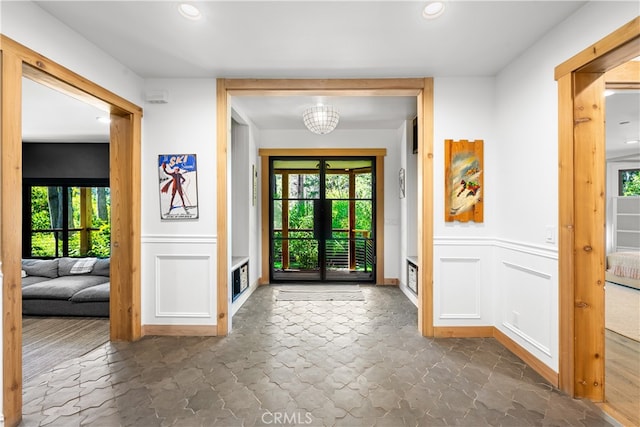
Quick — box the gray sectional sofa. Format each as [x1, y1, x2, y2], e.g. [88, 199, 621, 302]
[21, 257, 110, 317]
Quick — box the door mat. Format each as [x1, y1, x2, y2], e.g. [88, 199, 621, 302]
[276, 287, 364, 301]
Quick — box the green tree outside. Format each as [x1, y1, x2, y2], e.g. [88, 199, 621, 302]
[274, 169, 373, 271]
[30, 186, 111, 258]
[621, 169, 640, 196]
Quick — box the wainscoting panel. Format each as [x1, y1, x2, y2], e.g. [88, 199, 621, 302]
[439, 257, 481, 319]
[433, 240, 493, 326]
[141, 235, 217, 326]
[155, 255, 212, 318]
[495, 243, 558, 370]
[501, 261, 552, 356]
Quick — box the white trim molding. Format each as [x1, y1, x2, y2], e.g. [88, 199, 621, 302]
[502, 321, 552, 357]
[502, 261, 552, 280]
[434, 236, 558, 260]
[142, 234, 217, 244]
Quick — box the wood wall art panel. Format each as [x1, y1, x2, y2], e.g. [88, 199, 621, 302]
[444, 139, 484, 223]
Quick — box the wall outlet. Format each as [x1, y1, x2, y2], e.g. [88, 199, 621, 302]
[512, 311, 520, 329]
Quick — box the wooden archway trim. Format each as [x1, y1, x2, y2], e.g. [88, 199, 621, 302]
[216, 78, 434, 337]
[555, 17, 640, 401]
[1, 35, 142, 426]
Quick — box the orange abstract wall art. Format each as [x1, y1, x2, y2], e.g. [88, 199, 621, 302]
[444, 139, 484, 223]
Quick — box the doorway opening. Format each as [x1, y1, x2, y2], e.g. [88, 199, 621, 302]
[217, 78, 434, 336]
[555, 15, 639, 425]
[270, 156, 376, 283]
[1, 35, 142, 425]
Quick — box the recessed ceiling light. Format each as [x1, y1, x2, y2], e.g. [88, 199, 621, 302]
[604, 89, 616, 97]
[178, 3, 201, 20]
[625, 139, 640, 144]
[96, 116, 111, 124]
[423, 1, 446, 19]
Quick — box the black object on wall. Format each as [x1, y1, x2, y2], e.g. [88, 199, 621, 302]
[412, 117, 418, 154]
[23, 142, 109, 180]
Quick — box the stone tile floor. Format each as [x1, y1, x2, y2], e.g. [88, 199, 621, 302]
[21, 285, 612, 426]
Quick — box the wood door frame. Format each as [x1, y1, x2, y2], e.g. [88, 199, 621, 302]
[1, 35, 142, 426]
[258, 149, 386, 284]
[216, 78, 434, 336]
[555, 17, 639, 401]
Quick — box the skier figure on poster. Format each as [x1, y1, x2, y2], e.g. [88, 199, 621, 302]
[161, 162, 189, 214]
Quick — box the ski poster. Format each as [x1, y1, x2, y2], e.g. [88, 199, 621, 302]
[158, 154, 199, 220]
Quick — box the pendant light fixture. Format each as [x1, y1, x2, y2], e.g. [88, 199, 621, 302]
[303, 104, 340, 135]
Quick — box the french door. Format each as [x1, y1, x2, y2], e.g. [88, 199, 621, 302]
[270, 157, 376, 283]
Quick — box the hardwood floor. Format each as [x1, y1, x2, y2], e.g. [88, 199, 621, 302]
[22, 316, 109, 382]
[605, 328, 640, 426]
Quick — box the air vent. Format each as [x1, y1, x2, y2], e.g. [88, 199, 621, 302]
[145, 90, 169, 104]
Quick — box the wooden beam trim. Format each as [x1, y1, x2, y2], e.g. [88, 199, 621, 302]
[261, 156, 270, 283]
[216, 79, 229, 335]
[109, 114, 140, 342]
[572, 72, 606, 402]
[433, 326, 494, 338]
[557, 73, 576, 396]
[578, 37, 640, 75]
[433, 326, 559, 388]
[1, 35, 142, 115]
[493, 328, 560, 388]
[259, 148, 387, 157]
[2, 48, 24, 427]
[554, 17, 640, 79]
[224, 78, 426, 91]
[419, 78, 435, 337]
[129, 111, 143, 340]
[604, 60, 640, 84]
[142, 325, 218, 336]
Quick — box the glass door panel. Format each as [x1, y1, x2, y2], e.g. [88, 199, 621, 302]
[324, 159, 374, 281]
[270, 157, 375, 283]
[271, 159, 321, 281]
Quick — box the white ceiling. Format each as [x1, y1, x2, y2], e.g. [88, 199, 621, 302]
[232, 96, 417, 130]
[22, 78, 111, 143]
[18, 0, 638, 158]
[606, 91, 640, 161]
[32, 1, 587, 79]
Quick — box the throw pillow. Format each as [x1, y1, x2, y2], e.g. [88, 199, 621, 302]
[58, 257, 98, 276]
[21, 259, 59, 279]
[92, 258, 111, 277]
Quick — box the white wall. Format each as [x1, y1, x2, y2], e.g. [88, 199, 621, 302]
[491, 1, 639, 371]
[260, 129, 403, 280]
[398, 120, 418, 304]
[141, 78, 218, 327]
[229, 108, 262, 317]
[432, 77, 497, 327]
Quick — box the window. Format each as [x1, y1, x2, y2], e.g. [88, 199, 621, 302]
[24, 180, 110, 258]
[619, 169, 640, 196]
